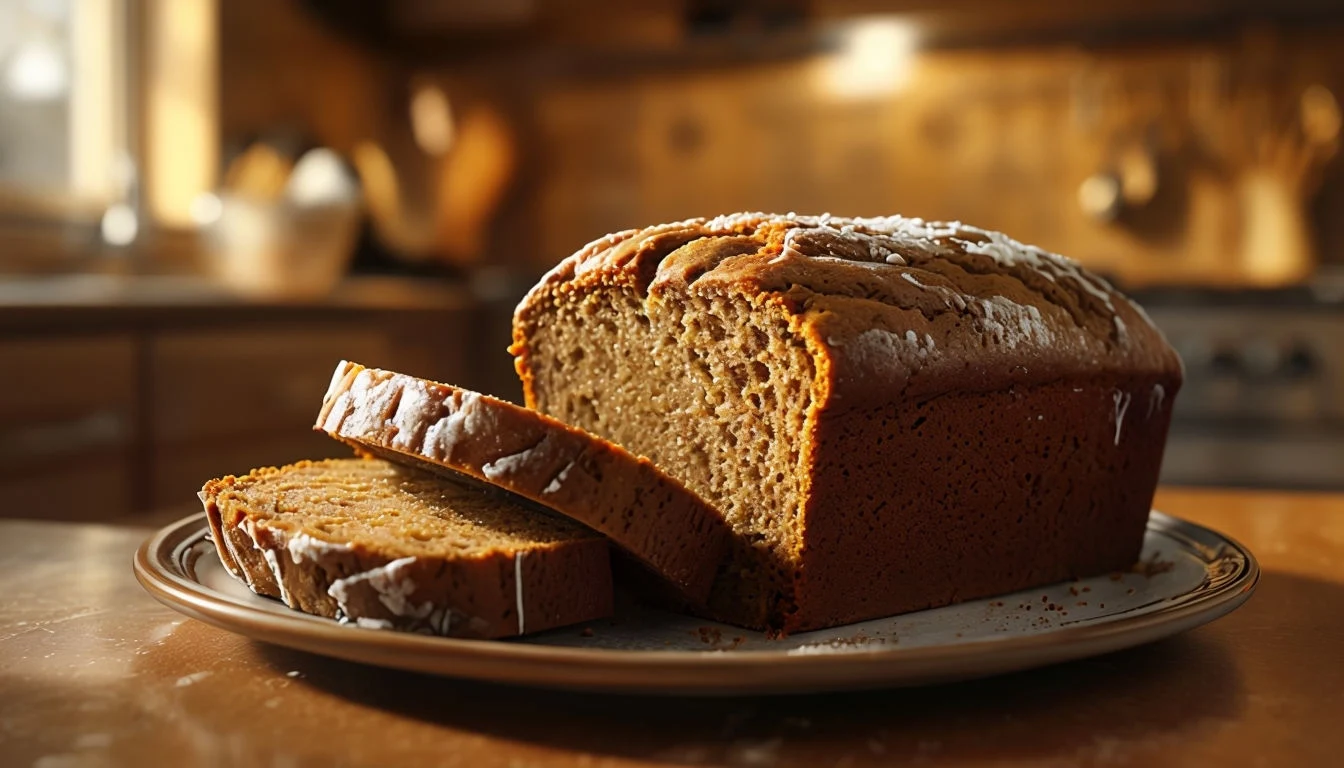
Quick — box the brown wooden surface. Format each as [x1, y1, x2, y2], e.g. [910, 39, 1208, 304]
[0, 280, 511, 520]
[2, 487, 1342, 767]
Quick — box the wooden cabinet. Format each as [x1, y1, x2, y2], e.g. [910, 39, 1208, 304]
[150, 327, 390, 443]
[0, 292, 478, 521]
[0, 336, 138, 519]
[146, 326, 391, 509]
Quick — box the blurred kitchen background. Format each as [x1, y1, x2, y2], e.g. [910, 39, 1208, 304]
[2, 0, 1343, 522]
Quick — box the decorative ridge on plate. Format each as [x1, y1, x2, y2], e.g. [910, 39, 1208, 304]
[135, 510, 1257, 695]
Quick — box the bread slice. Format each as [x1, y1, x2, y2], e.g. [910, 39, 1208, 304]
[202, 457, 613, 637]
[511, 212, 1182, 632]
[314, 361, 730, 604]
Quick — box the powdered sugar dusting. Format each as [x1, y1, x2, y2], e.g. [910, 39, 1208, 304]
[571, 214, 1148, 353]
[687, 213, 1138, 346]
[389, 379, 436, 451]
[843, 329, 912, 380]
[975, 296, 1055, 349]
[902, 329, 937, 358]
[326, 368, 402, 438]
[422, 390, 488, 462]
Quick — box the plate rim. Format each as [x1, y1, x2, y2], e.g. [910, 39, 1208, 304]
[133, 510, 1259, 692]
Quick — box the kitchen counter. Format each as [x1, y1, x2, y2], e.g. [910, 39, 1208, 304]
[2, 488, 1342, 767]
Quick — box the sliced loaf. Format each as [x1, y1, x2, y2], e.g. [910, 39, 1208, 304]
[202, 457, 613, 637]
[315, 360, 730, 604]
[511, 212, 1183, 632]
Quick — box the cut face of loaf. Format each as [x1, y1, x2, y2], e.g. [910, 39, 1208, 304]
[511, 212, 1184, 632]
[314, 361, 730, 604]
[202, 458, 612, 637]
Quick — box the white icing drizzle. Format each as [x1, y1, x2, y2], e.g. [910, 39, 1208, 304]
[354, 617, 393, 630]
[899, 271, 928, 288]
[542, 460, 576, 494]
[327, 561, 476, 637]
[260, 548, 292, 606]
[482, 436, 549, 481]
[239, 519, 291, 604]
[218, 530, 256, 590]
[897, 270, 969, 311]
[286, 531, 353, 564]
[1148, 384, 1166, 419]
[778, 227, 806, 261]
[514, 552, 526, 635]
[429, 607, 453, 636]
[323, 361, 355, 405]
[1112, 390, 1132, 446]
[327, 556, 427, 620]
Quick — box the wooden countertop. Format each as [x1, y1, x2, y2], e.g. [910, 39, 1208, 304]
[3, 488, 1343, 767]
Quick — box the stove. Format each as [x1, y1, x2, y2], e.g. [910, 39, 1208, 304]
[1135, 286, 1344, 490]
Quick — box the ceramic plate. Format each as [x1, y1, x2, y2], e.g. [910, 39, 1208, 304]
[134, 511, 1257, 694]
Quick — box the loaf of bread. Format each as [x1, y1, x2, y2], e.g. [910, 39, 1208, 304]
[202, 458, 613, 637]
[512, 212, 1183, 632]
[314, 360, 730, 603]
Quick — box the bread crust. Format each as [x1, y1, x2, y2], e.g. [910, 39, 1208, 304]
[512, 212, 1183, 632]
[202, 458, 613, 638]
[315, 362, 730, 605]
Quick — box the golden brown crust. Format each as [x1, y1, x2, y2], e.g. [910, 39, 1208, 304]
[515, 213, 1180, 404]
[314, 362, 730, 605]
[512, 212, 1184, 632]
[201, 458, 613, 638]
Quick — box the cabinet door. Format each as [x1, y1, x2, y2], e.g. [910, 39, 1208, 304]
[150, 326, 389, 444]
[148, 326, 390, 507]
[0, 336, 137, 519]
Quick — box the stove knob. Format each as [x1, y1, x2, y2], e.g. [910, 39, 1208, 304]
[1242, 338, 1282, 379]
[1283, 345, 1317, 378]
[1209, 346, 1241, 376]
